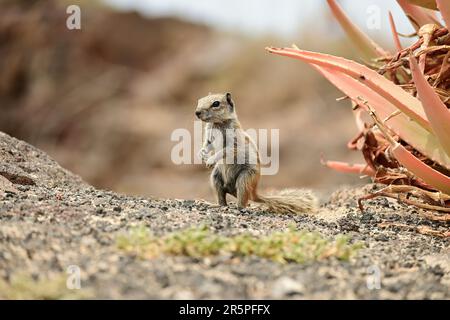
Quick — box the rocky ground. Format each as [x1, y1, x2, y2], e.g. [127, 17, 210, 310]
[0, 131, 448, 299]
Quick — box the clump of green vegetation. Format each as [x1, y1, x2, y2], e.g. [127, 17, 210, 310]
[0, 273, 93, 300]
[117, 225, 362, 264]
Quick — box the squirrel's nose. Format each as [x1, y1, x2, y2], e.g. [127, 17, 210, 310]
[195, 111, 201, 118]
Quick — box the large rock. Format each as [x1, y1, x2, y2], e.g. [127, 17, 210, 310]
[0, 132, 84, 189]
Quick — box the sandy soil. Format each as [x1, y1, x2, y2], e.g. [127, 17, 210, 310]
[0, 132, 448, 299]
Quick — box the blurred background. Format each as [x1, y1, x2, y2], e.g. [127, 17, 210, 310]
[0, 0, 417, 200]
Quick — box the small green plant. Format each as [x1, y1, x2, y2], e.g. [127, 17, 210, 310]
[0, 273, 93, 300]
[117, 225, 362, 264]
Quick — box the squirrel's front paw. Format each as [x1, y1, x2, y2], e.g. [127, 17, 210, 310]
[205, 156, 216, 169]
[198, 148, 209, 161]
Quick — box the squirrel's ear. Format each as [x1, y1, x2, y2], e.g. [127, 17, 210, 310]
[226, 92, 234, 110]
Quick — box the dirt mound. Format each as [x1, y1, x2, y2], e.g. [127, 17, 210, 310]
[0, 131, 448, 299]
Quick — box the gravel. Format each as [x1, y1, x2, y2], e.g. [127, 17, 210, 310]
[0, 131, 448, 299]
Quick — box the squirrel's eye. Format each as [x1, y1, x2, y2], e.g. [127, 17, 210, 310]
[211, 101, 220, 108]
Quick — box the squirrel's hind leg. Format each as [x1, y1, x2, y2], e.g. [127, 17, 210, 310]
[211, 166, 227, 206]
[236, 170, 258, 209]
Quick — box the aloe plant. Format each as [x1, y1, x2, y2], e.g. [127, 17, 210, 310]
[267, 0, 450, 216]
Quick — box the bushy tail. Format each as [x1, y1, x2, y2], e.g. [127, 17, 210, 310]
[254, 188, 318, 214]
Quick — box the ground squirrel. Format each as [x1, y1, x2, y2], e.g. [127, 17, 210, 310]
[195, 92, 318, 214]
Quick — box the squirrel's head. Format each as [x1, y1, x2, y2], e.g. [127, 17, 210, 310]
[195, 92, 236, 123]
